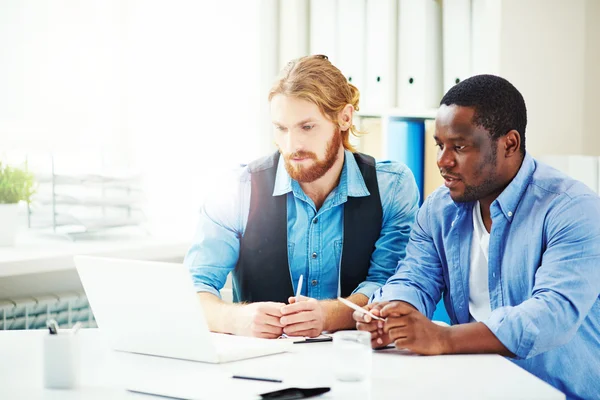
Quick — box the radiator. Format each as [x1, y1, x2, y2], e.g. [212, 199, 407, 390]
[0, 292, 97, 330]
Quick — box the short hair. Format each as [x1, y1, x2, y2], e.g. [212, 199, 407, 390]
[269, 55, 361, 152]
[440, 74, 527, 155]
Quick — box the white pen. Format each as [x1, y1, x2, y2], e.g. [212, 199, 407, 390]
[295, 274, 303, 299]
[337, 297, 384, 321]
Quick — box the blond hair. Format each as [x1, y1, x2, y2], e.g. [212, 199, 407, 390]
[268, 55, 362, 152]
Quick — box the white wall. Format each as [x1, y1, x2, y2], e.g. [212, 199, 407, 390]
[0, 1, 127, 163]
[583, 0, 600, 156]
[124, 0, 263, 236]
[498, 0, 587, 157]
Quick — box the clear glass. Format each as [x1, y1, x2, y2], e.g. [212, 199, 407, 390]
[333, 330, 372, 382]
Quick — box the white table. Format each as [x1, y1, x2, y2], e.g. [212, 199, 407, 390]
[0, 329, 565, 399]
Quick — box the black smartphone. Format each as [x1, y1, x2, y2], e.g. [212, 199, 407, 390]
[260, 387, 330, 399]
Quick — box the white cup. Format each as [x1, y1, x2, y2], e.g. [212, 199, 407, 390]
[43, 332, 80, 389]
[333, 330, 372, 382]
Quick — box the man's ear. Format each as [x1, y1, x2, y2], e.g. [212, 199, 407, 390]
[503, 130, 521, 158]
[338, 104, 354, 130]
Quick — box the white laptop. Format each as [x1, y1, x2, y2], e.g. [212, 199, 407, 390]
[74, 255, 290, 363]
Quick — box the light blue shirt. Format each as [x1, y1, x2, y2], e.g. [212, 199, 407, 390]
[373, 153, 600, 400]
[185, 150, 419, 301]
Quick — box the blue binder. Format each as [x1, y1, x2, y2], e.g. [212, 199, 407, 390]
[386, 118, 450, 323]
[385, 119, 425, 202]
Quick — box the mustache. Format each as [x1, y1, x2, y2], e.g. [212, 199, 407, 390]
[286, 151, 317, 160]
[440, 169, 462, 180]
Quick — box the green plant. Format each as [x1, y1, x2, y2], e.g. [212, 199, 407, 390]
[0, 161, 36, 204]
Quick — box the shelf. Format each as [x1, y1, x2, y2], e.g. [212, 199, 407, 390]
[28, 159, 146, 239]
[29, 214, 146, 233]
[36, 194, 144, 208]
[35, 173, 143, 188]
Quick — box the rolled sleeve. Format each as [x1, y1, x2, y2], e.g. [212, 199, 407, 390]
[359, 165, 420, 299]
[184, 168, 250, 298]
[352, 281, 383, 299]
[371, 285, 428, 316]
[192, 281, 223, 299]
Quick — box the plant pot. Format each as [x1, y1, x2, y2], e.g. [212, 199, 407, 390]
[0, 203, 20, 246]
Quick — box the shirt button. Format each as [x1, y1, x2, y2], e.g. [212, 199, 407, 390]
[311, 280, 318, 286]
[312, 252, 318, 259]
[508, 211, 513, 217]
[313, 218, 318, 224]
[493, 272, 496, 278]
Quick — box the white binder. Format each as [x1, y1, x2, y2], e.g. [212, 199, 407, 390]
[309, 0, 338, 61]
[396, 0, 442, 109]
[442, 0, 472, 92]
[279, 0, 309, 68]
[363, 0, 398, 111]
[336, 0, 367, 99]
[471, 0, 501, 75]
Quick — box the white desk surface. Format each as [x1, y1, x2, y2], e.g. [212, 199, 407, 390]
[0, 231, 190, 278]
[0, 329, 565, 400]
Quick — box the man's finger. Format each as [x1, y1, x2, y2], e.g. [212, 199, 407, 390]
[280, 311, 316, 326]
[356, 321, 378, 333]
[285, 329, 320, 338]
[256, 332, 282, 339]
[261, 303, 286, 317]
[255, 313, 284, 327]
[387, 326, 408, 341]
[393, 337, 411, 350]
[253, 322, 283, 336]
[280, 300, 315, 315]
[352, 309, 371, 323]
[283, 321, 318, 335]
[380, 302, 414, 317]
[287, 295, 309, 305]
[383, 316, 408, 333]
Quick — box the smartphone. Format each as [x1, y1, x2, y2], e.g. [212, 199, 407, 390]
[260, 387, 330, 399]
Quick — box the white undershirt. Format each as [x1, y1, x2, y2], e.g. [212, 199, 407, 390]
[469, 201, 492, 322]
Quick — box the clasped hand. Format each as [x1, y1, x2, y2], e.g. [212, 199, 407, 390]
[238, 295, 325, 339]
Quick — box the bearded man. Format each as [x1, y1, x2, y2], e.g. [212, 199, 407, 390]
[184, 55, 419, 338]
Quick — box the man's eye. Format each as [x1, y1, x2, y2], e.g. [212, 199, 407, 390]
[455, 145, 466, 151]
[302, 125, 313, 131]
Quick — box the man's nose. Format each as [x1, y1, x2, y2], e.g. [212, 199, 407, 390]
[437, 147, 456, 170]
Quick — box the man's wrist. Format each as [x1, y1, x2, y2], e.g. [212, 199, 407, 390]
[223, 302, 241, 335]
[320, 300, 334, 332]
[440, 325, 454, 354]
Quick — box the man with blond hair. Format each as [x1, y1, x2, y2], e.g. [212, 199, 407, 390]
[185, 55, 419, 338]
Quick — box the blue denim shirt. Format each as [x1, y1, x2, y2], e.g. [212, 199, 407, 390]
[373, 153, 600, 400]
[185, 150, 419, 301]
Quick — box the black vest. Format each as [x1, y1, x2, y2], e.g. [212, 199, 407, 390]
[232, 151, 382, 303]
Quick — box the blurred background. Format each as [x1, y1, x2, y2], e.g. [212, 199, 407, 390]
[1, 0, 599, 329]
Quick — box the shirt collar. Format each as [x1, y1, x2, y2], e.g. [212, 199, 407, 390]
[453, 152, 535, 222]
[271, 150, 371, 198]
[492, 152, 535, 221]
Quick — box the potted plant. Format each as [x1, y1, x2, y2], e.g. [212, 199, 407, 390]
[0, 161, 35, 246]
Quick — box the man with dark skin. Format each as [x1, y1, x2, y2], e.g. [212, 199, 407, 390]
[354, 75, 600, 399]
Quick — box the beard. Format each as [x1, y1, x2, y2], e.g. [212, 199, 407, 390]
[446, 142, 500, 203]
[281, 130, 342, 183]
